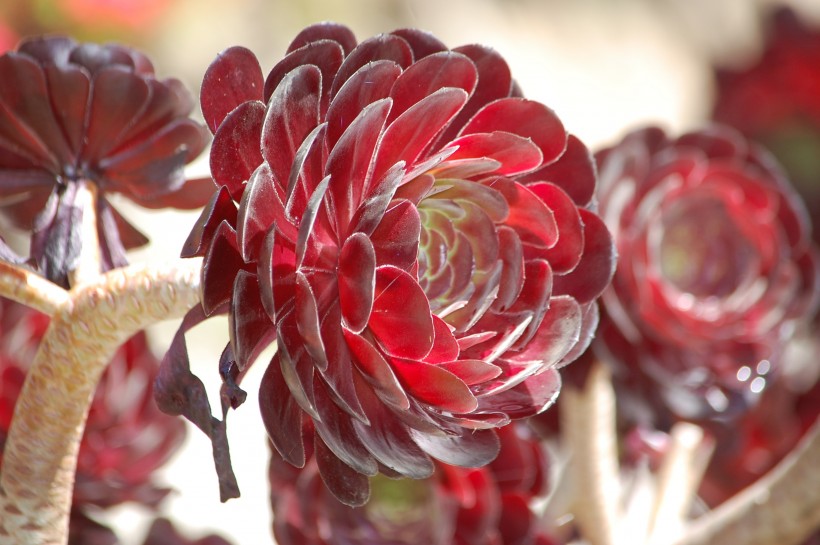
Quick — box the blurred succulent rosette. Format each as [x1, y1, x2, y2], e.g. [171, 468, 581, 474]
[269, 423, 557, 545]
[594, 125, 819, 421]
[0, 298, 187, 540]
[713, 7, 820, 243]
[0, 36, 210, 286]
[162, 22, 615, 506]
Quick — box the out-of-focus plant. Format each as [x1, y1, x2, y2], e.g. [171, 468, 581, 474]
[269, 423, 556, 545]
[594, 125, 818, 423]
[713, 7, 820, 246]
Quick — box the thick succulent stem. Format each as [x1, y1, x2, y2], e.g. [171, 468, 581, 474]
[66, 181, 102, 288]
[0, 258, 202, 545]
[0, 262, 69, 316]
[676, 415, 820, 545]
[561, 362, 622, 545]
[647, 423, 712, 545]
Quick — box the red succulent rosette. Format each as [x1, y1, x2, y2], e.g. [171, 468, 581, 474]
[269, 423, 556, 545]
[158, 22, 614, 506]
[712, 8, 820, 246]
[0, 36, 210, 286]
[0, 297, 186, 511]
[594, 125, 819, 421]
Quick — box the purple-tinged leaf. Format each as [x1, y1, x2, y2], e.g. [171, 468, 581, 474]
[318, 302, 369, 423]
[476, 369, 561, 419]
[314, 431, 371, 507]
[325, 98, 391, 230]
[263, 40, 344, 112]
[154, 305, 240, 502]
[201, 220, 246, 315]
[410, 427, 500, 467]
[368, 199, 422, 269]
[526, 134, 596, 206]
[481, 177, 557, 249]
[437, 359, 501, 386]
[83, 67, 150, 163]
[438, 44, 513, 145]
[423, 315, 460, 363]
[260, 353, 306, 468]
[528, 182, 584, 273]
[0, 53, 71, 169]
[505, 295, 582, 367]
[445, 132, 542, 176]
[492, 226, 524, 311]
[352, 374, 435, 479]
[389, 28, 448, 60]
[294, 272, 328, 370]
[41, 62, 90, 158]
[312, 379, 378, 476]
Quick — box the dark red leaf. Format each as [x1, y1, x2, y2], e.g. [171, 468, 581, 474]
[314, 430, 371, 507]
[369, 265, 435, 359]
[390, 357, 478, 413]
[181, 186, 238, 258]
[370, 87, 468, 186]
[229, 270, 276, 371]
[338, 232, 376, 333]
[410, 427, 500, 467]
[209, 100, 265, 200]
[329, 34, 413, 99]
[201, 46, 264, 133]
[259, 353, 305, 468]
[343, 329, 410, 411]
[461, 98, 566, 166]
[388, 51, 478, 123]
[262, 65, 321, 192]
[551, 209, 616, 304]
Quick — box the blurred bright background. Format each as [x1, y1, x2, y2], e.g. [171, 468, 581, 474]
[1, 0, 819, 543]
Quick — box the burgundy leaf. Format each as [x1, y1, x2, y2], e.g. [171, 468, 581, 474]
[461, 98, 567, 166]
[210, 100, 265, 199]
[201, 46, 264, 133]
[338, 232, 376, 333]
[369, 265, 435, 359]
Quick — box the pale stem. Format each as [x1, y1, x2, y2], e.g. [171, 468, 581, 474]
[67, 180, 102, 288]
[0, 258, 202, 545]
[560, 362, 622, 545]
[676, 415, 820, 545]
[0, 262, 69, 316]
[646, 422, 713, 545]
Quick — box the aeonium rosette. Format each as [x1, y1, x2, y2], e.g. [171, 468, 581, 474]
[594, 126, 819, 421]
[156, 22, 615, 506]
[0, 36, 210, 286]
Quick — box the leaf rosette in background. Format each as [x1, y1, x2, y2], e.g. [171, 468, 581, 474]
[0, 37, 210, 286]
[594, 125, 819, 422]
